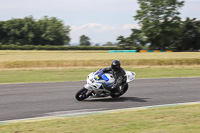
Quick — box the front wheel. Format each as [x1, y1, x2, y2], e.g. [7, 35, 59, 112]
[110, 83, 129, 98]
[75, 87, 89, 101]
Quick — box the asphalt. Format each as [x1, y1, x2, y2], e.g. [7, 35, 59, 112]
[0, 77, 200, 121]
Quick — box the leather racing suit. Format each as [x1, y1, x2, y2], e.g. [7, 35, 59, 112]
[102, 67, 127, 90]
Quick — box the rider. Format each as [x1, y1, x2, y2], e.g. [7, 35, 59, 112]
[102, 60, 127, 91]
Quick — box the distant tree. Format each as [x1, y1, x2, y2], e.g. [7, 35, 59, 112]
[103, 42, 114, 46]
[1, 17, 35, 45]
[0, 21, 6, 45]
[35, 16, 70, 45]
[174, 18, 200, 51]
[0, 16, 70, 45]
[134, 0, 184, 50]
[129, 29, 146, 46]
[117, 35, 126, 46]
[117, 29, 146, 47]
[79, 35, 91, 46]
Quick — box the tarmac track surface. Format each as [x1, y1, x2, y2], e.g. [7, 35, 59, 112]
[0, 77, 200, 121]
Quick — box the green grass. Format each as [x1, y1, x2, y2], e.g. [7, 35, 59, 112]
[0, 67, 200, 83]
[0, 51, 199, 132]
[0, 104, 199, 133]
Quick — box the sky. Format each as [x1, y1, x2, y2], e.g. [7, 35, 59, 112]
[0, 0, 200, 44]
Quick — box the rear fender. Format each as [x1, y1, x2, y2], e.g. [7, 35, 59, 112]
[125, 71, 136, 83]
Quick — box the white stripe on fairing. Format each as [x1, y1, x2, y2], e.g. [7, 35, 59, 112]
[0, 101, 199, 123]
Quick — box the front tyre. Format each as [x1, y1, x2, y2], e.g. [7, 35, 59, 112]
[110, 83, 128, 98]
[75, 87, 89, 101]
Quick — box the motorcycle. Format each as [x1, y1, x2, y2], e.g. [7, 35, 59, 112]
[75, 69, 136, 101]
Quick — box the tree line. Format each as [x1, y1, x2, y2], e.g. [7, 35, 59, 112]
[117, 0, 200, 51]
[0, 16, 70, 46]
[0, 16, 93, 47]
[0, 0, 200, 51]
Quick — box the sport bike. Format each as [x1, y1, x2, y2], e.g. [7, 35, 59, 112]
[75, 69, 136, 101]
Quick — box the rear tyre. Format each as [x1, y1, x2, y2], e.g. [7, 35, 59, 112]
[75, 87, 89, 101]
[110, 83, 128, 98]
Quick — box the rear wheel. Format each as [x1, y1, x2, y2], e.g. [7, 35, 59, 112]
[110, 83, 128, 98]
[75, 87, 89, 101]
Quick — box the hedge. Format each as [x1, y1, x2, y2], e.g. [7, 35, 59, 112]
[0, 45, 137, 50]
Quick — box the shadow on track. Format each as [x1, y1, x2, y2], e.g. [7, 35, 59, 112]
[84, 97, 150, 102]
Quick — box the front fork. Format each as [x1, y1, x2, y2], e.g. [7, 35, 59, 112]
[84, 84, 94, 96]
[86, 90, 93, 96]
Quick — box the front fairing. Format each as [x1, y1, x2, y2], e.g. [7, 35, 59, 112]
[86, 70, 115, 90]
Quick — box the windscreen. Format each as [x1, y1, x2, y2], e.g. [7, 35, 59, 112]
[94, 69, 109, 81]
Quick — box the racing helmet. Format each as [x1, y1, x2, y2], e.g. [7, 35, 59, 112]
[111, 60, 121, 71]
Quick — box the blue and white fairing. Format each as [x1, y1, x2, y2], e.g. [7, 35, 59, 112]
[84, 69, 136, 90]
[85, 69, 115, 90]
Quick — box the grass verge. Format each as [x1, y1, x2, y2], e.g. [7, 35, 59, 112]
[0, 51, 200, 68]
[1, 59, 200, 69]
[0, 104, 199, 133]
[0, 67, 200, 83]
